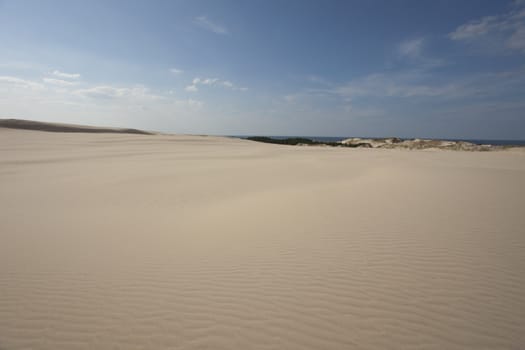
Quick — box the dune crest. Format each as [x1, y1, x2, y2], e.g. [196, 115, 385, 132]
[0, 118, 153, 135]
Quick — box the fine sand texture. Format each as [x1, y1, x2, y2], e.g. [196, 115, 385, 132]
[1, 126, 525, 349]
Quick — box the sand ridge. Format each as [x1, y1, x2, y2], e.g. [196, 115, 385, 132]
[0, 118, 154, 135]
[1, 127, 524, 349]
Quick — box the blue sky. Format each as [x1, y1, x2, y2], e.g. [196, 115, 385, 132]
[1, 0, 524, 139]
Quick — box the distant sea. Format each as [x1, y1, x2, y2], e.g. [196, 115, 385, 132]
[231, 135, 525, 146]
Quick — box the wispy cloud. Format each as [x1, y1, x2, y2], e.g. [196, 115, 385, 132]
[73, 86, 125, 99]
[43, 78, 78, 86]
[398, 38, 425, 58]
[197, 77, 218, 85]
[329, 67, 525, 102]
[449, 16, 497, 40]
[194, 16, 228, 35]
[284, 61, 525, 119]
[0, 73, 205, 132]
[169, 68, 184, 75]
[0, 61, 48, 71]
[0, 75, 44, 90]
[283, 94, 298, 103]
[185, 84, 198, 92]
[178, 99, 203, 109]
[507, 25, 525, 51]
[449, 3, 525, 54]
[305, 75, 332, 86]
[395, 37, 445, 68]
[330, 71, 459, 101]
[73, 85, 161, 100]
[185, 77, 247, 92]
[52, 70, 80, 79]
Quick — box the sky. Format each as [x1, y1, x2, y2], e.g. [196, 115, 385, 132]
[1, 0, 525, 139]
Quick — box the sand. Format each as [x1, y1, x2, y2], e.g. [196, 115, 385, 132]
[1, 126, 524, 349]
[0, 119, 153, 135]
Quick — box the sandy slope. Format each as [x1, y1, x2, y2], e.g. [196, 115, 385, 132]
[1, 127, 524, 349]
[0, 118, 153, 135]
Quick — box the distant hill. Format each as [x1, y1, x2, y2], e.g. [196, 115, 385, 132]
[0, 119, 153, 135]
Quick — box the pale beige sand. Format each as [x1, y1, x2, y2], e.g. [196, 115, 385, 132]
[1, 127, 525, 349]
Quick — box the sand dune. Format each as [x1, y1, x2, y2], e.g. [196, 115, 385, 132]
[1, 126, 524, 349]
[0, 118, 153, 135]
[341, 137, 497, 150]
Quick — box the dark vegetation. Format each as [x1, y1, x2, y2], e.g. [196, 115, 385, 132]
[246, 136, 360, 147]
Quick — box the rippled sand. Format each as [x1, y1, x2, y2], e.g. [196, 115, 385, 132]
[1, 127, 524, 349]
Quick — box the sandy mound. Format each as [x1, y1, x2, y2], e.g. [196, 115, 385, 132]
[341, 137, 499, 150]
[0, 118, 153, 135]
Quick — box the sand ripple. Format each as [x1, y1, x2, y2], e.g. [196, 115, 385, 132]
[1, 130, 524, 349]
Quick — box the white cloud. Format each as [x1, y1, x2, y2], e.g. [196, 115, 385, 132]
[165, 97, 204, 109]
[74, 86, 123, 99]
[449, 4, 525, 53]
[306, 65, 525, 109]
[398, 38, 424, 58]
[0, 74, 209, 134]
[507, 26, 525, 52]
[306, 75, 331, 86]
[186, 77, 247, 92]
[194, 16, 228, 35]
[74, 85, 161, 100]
[449, 16, 497, 40]
[185, 85, 198, 92]
[332, 71, 456, 99]
[187, 99, 202, 108]
[283, 94, 298, 103]
[52, 70, 80, 79]
[395, 37, 446, 69]
[0, 61, 47, 71]
[169, 68, 184, 75]
[178, 99, 203, 109]
[202, 78, 219, 85]
[43, 78, 78, 86]
[0, 76, 44, 90]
